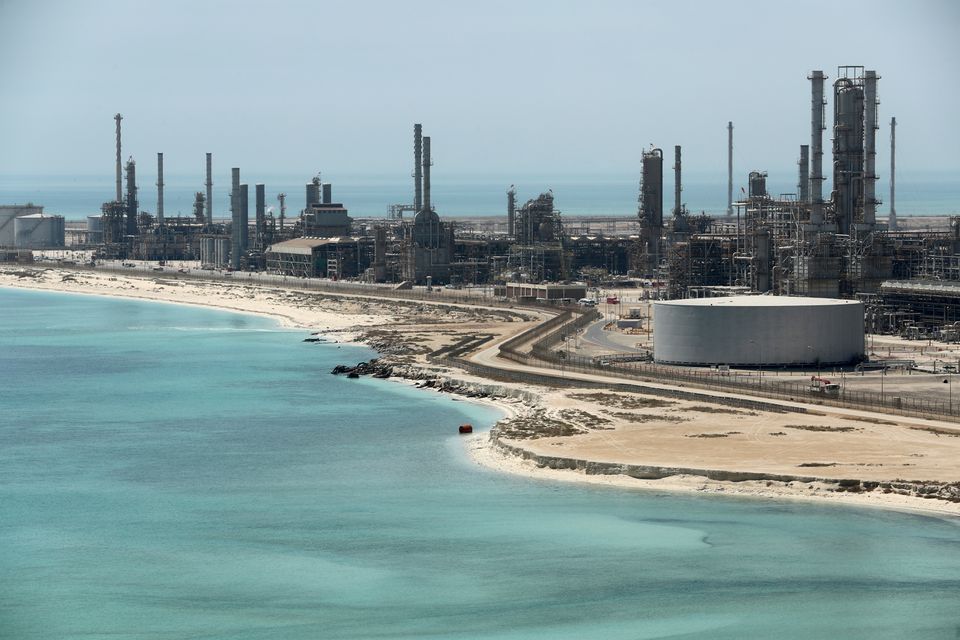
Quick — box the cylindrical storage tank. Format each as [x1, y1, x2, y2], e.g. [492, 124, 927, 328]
[14, 214, 65, 248]
[653, 296, 864, 366]
[86, 214, 104, 244]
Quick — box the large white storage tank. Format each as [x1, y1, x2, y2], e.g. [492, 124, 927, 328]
[14, 214, 66, 249]
[0, 204, 44, 246]
[86, 215, 104, 244]
[653, 296, 864, 366]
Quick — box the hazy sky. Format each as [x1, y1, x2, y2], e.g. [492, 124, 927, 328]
[1, 0, 958, 183]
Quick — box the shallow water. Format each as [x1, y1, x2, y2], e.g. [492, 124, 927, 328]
[1, 288, 958, 639]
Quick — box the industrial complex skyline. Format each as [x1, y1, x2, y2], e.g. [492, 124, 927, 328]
[1, 0, 958, 179]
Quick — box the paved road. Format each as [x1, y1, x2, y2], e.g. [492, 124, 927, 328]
[578, 318, 644, 354]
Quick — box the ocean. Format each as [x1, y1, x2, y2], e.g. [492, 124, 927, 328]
[1, 288, 959, 639]
[1, 172, 958, 220]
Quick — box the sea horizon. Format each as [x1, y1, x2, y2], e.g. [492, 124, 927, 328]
[2, 171, 957, 221]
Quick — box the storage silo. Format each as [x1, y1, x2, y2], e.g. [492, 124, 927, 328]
[14, 214, 65, 249]
[653, 296, 864, 366]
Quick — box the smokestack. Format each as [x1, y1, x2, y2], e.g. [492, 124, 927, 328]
[809, 70, 826, 225]
[726, 122, 733, 216]
[205, 153, 213, 226]
[863, 70, 879, 226]
[231, 168, 240, 269]
[255, 183, 265, 246]
[889, 116, 897, 231]
[798, 145, 810, 203]
[414, 124, 423, 213]
[507, 185, 516, 236]
[156, 153, 164, 225]
[114, 114, 123, 202]
[422, 136, 431, 214]
[673, 145, 682, 217]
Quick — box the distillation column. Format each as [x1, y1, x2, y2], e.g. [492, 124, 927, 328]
[809, 71, 826, 226]
[798, 145, 810, 203]
[862, 70, 879, 227]
[414, 124, 423, 213]
[205, 153, 214, 226]
[230, 168, 241, 269]
[240, 184, 249, 256]
[125, 158, 138, 236]
[255, 183, 265, 248]
[507, 185, 516, 236]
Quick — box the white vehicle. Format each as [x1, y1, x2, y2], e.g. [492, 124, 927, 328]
[578, 298, 597, 307]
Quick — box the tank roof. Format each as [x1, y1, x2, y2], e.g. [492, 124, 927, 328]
[656, 295, 861, 308]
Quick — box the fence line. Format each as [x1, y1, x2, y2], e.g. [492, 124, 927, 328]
[496, 309, 960, 423]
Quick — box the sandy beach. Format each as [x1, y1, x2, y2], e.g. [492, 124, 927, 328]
[4, 264, 959, 518]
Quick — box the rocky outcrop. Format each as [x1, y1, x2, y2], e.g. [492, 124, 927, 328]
[331, 360, 394, 379]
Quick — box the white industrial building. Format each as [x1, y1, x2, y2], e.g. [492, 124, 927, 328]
[653, 296, 864, 366]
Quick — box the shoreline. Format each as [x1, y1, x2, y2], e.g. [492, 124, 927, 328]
[4, 265, 958, 519]
[467, 433, 960, 520]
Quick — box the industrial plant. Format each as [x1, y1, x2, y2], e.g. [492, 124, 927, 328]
[2, 66, 959, 346]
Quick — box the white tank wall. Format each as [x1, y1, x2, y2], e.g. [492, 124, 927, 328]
[0, 205, 43, 246]
[653, 297, 864, 365]
[14, 215, 65, 249]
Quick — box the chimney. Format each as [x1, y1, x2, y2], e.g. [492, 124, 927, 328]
[114, 114, 123, 202]
[422, 136, 431, 214]
[726, 122, 733, 216]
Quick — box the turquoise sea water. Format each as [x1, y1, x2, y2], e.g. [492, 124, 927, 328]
[1, 288, 959, 639]
[1, 172, 957, 220]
